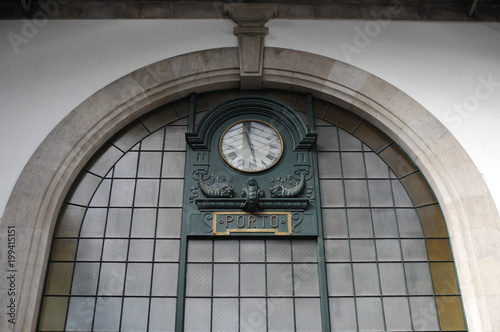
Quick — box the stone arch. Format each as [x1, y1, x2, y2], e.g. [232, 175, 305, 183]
[1, 47, 498, 331]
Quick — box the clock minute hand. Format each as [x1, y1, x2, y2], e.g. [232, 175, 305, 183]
[245, 131, 257, 164]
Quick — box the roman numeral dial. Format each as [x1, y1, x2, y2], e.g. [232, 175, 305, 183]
[220, 120, 283, 172]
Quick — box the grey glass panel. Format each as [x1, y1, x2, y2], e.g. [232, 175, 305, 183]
[155, 239, 180, 262]
[214, 240, 239, 262]
[186, 263, 212, 297]
[152, 263, 179, 296]
[372, 209, 399, 238]
[409, 297, 440, 331]
[138, 151, 162, 178]
[76, 239, 103, 261]
[131, 208, 156, 238]
[350, 239, 376, 261]
[397, 209, 424, 238]
[345, 180, 370, 207]
[293, 263, 319, 296]
[341, 152, 365, 178]
[157, 208, 182, 238]
[392, 180, 414, 207]
[66, 297, 95, 331]
[376, 239, 402, 261]
[86, 144, 123, 177]
[368, 180, 394, 207]
[67, 172, 102, 206]
[112, 123, 149, 152]
[212, 298, 239, 331]
[213, 263, 239, 296]
[267, 264, 293, 296]
[188, 240, 212, 262]
[365, 152, 390, 178]
[159, 179, 184, 207]
[149, 298, 177, 332]
[98, 263, 125, 295]
[266, 240, 291, 262]
[324, 239, 350, 262]
[113, 152, 138, 178]
[141, 129, 165, 150]
[317, 152, 342, 178]
[71, 263, 99, 295]
[89, 179, 111, 206]
[162, 151, 186, 178]
[102, 239, 128, 261]
[329, 298, 357, 331]
[347, 209, 373, 238]
[322, 209, 348, 238]
[125, 263, 152, 296]
[106, 208, 132, 237]
[184, 298, 211, 332]
[319, 180, 345, 207]
[240, 298, 267, 332]
[268, 298, 294, 332]
[240, 264, 266, 296]
[339, 129, 362, 151]
[121, 297, 149, 332]
[128, 239, 154, 261]
[353, 263, 380, 295]
[134, 179, 159, 207]
[383, 297, 412, 331]
[80, 208, 106, 237]
[295, 298, 322, 331]
[109, 180, 135, 206]
[292, 240, 317, 262]
[240, 240, 265, 262]
[401, 239, 428, 261]
[164, 126, 187, 151]
[93, 297, 122, 331]
[379, 263, 407, 295]
[357, 297, 385, 331]
[405, 263, 434, 295]
[316, 126, 339, 151]
[326, 263, 353, 296]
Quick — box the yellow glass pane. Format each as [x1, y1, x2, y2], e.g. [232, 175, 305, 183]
[353, 121, 392, 153]
[51, 239, 77, 261]
[426, 239, 453, 261]
[324, 105, 362, 133]
[44, 263, 74, 295]
[38, 296, 68, 331]
[436, 296, 466, 330]
[54, 204, 86, 238]
[400, 171, 437, 207]
[379, 143, 417, 177]
[417, 204, 449, 238]
[430, 262, 459, 295]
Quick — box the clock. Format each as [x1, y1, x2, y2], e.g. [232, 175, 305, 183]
[220, 120, 283, 172]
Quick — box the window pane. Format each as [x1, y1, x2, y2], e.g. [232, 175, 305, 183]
[357, 297, 384, 331]
[186, 263, 212, 297]
[240, 298, 267, 332]
[397, 209, 424, 237]
[347, 209, 373, 238]
[162, 151, 186, 178]
[266, 240, 291, 262]
[66, 297, 95, 331]
[80, 208, 106, 237]
[128, 239, 154, 261]
[214, 240, 239, 262]
[213, 264, 239, 296]
[372, 209, 398, 238]
[106, 208, 132, 237]
[409, 297, 440, 331]
[76, 239, 103, 261]
[240, 240, 265, 262]
[268, 298, 294, 331]
[138, 151, 162, 177]
[376, 239, 402, 261]
[188, 240, 212, 262]
[212, 298, 238, 331]
[71, 263, 99, 295]
[322, 209, 347, 238]
[324, 240, 350, 262]
[94, 297, 122, 331]
[379, 263, 407, 295]
[319, 180, 345, 207]
[401, 239, 428, 261]
[131, 208, 156, 238]
[267, 264, 293, 296]
[149, 298, 177, 332]
[368, 180, 394, 207]
[295, 298, 322, 331]
[353, 263, 380, 295]
[344, 180, 370, 207]
[152, 263, 179, 296]
[330, 298, 357, 331]
[405, 263, 434, 295]
[135, 179, 159, 207]
[292, 240, 317, 262]
[241, 264, 266, 296]
[350, 239, 376, 261]
[155, 239, 180, 262]
[326, 263, 353, 296]
[122, 297, 149, 331]
[98, 263, 125, 295]
[384, 297, 412, 331]
[125, 263, 152, 296]
[109, 179, 135, 206]
[157, 208, 182, 238]
[184, 298, 211, 332]
[341, 152, 365, 178]
[294, 264, 319, 296]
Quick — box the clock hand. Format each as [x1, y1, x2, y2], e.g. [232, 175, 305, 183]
[245, 131, 257, 165]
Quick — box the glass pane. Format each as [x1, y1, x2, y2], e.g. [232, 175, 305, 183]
[131, 208, 156, 238]
[159, 179, 184, 207]
[405, 263, 434, 295]
[164, 126, 187, 151]
[368, 180, 394, 207]
[319, 180, 345, 207]
[329, 298, 357, 331]
[267, 264, 293, 296]
[106, 208, 132, 237]
[121, 297, 149, 331]
[186, 263, 212, 297]
[109, 179, 135, 206]
[157, 208, 182, 238]
[240, 240, 265, 262]
[324, 239, 350, 262]
[345, 180, 370, 207]
[50, 239, 77, 261]
[240, 264, 266, 296]
[213, 263, 239, 296]
[89, 179, 111, 206]
[162, 151, 186, 178]
[341, 152, 365, 178]
[322, 209, 348, 238]
[102, 239, 128, 261]
[152, 263, 179, 296]
[188, 240, 212, 262]
[353, 263, 380, 295]
[372, 209, 399, 238]
[155, 239, 180, 262]
[71, 263, 99, 295]
[212, 298, 238, 331]
[214, 240, 239, 262]
[67, 172, 101, 206]
[55, 204, 86, 238]
[339, 129, 362, 151]
[66, 297, 95, 331]
[318, 152, 342, 178]
[392, 180, 414, 207]
[125, 263, 152, 296]
[76, 239, 103, 261]
[141, 129, 165, 150]
[292, 240, 317, 262]
[365, 152, 390, 178]
[293, 263, 319, 296]
[240, 298, 266, 332]
[383, 297, 412, 331]
[347, 209, 373, 238]
[397, 209, 424, 237]
[80, 208, 106, 237]
[401, 239, 428, 261]
[350, 239, 376, 261]
[326, 263, 353, 296]
[357, 297, 385, 331]
[94, 297, 122, 331]
[98, 263, 125, 295]
[45, 263, 73, 295]
[135, 179, 159, 207]
[295, 298, 322, 331]
[113, 152, 139, 178]
[268, 298, 294, 331]
[149, 298, 177, 332]
[128, 239, 154, 261]
[316, 126, 339, 151]
[266, 240, 291, 262]
[184, 298, 211, 332]
[38, 297, 68, 331]
[409, 297, 440, 331]
[138, 151, 162, 177]
[379, 263, 407, 295]
[376, 239, 402, 261]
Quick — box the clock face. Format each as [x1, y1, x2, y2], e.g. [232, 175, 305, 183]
[220, 120, 283, 172]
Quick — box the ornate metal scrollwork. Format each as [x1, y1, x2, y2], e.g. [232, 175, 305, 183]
[270, 171, 305, 198]
[198, 172, 234, 198]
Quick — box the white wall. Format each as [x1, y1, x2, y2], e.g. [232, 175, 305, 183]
[1, 19, 499, 219]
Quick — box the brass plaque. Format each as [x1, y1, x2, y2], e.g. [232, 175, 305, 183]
[213, 211, 292, 235]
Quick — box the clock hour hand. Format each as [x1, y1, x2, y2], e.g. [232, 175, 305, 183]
[244, 131, 257, 165]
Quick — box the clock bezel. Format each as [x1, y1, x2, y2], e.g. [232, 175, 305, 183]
[219, 119, 284, 173]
